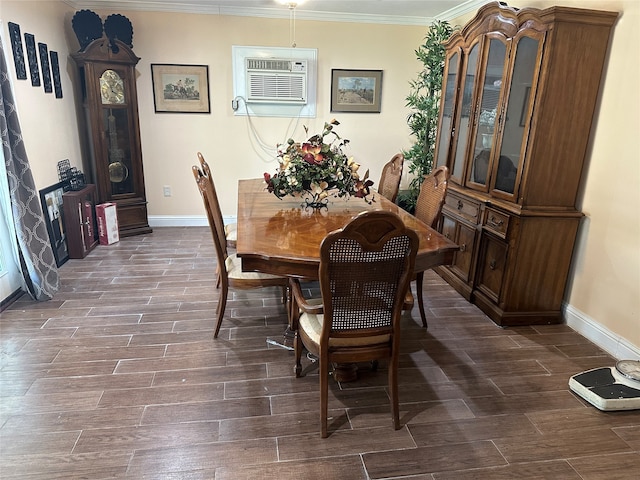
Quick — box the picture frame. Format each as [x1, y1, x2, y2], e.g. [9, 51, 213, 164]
[24, 33, 40, 87]
[50, 50, 63, 99]
[151, 64, 210, 113]
[39, 182, 69, 267]
[8, 22, 26, 80]
[38, 42, 52, 93]
[331, 69, 382, 113]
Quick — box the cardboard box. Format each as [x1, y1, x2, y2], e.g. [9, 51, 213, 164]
[96, 202, 119, 245]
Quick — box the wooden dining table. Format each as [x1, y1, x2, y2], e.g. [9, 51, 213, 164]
[236, 178, 460, 380]
[236, 178, 460, 280]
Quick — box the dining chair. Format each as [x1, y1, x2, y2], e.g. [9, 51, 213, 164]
[197, 152, 237, 248]
[406, 165, 449, 328]
[192, 157, 289, 338]
[290, 210, 418, 437]
[377, 153, 404, 203]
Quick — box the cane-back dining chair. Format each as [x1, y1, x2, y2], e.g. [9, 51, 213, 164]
[377, 153, 404, 203]
[290, 210, 418, 437]
[197, 152, 237, 248]
[192, 155, 289, 338]
[406, 165, 449, 328]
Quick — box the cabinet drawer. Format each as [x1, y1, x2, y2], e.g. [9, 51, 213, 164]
[483, 208, 509, 238]
[443, 192, 480, 225]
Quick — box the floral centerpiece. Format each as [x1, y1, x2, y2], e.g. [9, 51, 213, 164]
[263, 119, 374, 209]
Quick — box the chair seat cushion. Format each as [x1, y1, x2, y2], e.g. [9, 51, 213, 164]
[224, 223, 237, 243]
[225, 254, 282, 280]
[299, 312, 390, 347]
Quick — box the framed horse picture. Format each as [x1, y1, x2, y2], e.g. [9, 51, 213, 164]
[150, 64, 210, 113]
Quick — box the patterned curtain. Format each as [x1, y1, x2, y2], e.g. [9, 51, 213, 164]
[0, 33, 59, 300]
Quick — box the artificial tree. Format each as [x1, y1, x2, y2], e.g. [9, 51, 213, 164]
[398, 20, 453, 213]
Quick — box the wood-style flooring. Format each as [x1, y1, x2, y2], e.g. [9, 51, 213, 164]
[1, 227, 638, 479]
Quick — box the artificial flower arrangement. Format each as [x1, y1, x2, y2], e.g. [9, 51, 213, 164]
[263, 119, 374, 208]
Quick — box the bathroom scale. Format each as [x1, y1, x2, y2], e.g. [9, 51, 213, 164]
[569, 360, 640, 411]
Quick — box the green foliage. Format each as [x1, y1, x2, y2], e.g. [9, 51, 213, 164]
[399, 20, 453, 212]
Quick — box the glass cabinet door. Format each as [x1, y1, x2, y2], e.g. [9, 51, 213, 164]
[102, 107, 134, 196]
[491, 34, 541, 196]
[450, 43, 480, 184]
[467, 36, 507, 190]
[435, 51, 460, 170]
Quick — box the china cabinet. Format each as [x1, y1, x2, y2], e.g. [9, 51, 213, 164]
[433, 2, 617, 326]
[62, 184, 98, 258]
[72, 38, 151, 237]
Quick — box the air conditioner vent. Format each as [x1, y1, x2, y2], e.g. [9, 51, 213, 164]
[246, 58, 307, 104]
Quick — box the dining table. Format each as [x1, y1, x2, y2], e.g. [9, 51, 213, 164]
[236, 178, 460, 279]
[236, 177, 460, 380]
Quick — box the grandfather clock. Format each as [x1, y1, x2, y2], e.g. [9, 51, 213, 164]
[72, 37, 151, 237]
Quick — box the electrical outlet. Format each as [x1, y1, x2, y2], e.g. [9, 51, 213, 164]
[163, 185, 171, 197]
[231, 99, 239, 111]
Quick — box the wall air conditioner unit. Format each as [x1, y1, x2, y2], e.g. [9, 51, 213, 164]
[246, 58, 307, 104]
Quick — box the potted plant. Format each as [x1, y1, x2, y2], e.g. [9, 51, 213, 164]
[398, 20, 453, 213]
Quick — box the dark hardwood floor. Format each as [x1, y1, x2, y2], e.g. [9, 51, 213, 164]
[1, 227, 638, 479]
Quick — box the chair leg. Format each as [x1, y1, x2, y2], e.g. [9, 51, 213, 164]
[320, 354, 329, 438]
[416, 271, 428, 328]
[213, 284, 228, 338]
[388, 355, 400, 430]
[294, 330, 303, 377]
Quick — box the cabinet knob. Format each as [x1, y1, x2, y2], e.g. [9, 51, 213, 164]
[488, 216, 504, 227]
[489, 259, 497, 270]
[457, 200, 463, 210]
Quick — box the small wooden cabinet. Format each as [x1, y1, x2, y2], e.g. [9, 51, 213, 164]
[63, 184, 99, 258]
[433, 2, 617, 326]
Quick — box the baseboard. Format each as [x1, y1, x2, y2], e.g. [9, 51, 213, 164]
[149, 215, 236, 227]
[564, 303, 640, 361]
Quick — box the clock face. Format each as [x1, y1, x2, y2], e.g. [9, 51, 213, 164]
[616, 360, 640, 381]
[100, 69, 125, 104]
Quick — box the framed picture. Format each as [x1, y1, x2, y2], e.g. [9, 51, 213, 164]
[331, 69, 382, 113]
[38, 42, 52, 93]
[50, 50, 63, 99]
[8, 22, 26, 80]
[24, 33, 40, 87]
[151, 64, 210, 113]
[39, 182, 69, 267]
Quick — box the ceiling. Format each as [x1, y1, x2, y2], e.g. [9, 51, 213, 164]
[63, 0, 485, 25]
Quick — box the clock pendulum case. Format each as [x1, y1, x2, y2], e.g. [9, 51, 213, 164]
[72, 37, 151, 237]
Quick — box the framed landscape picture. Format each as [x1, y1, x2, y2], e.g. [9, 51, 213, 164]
[39, 182, 69, 266]
[151, 64, 210, 113]
[331, 69, 382, 113]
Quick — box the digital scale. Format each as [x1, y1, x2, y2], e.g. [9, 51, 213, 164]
[569, 360, 640, 411]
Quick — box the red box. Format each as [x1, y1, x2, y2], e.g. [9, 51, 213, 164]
[96, 203, 119, 245]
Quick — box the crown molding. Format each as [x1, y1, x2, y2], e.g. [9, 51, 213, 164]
[63, 0, 478, 26]
[436, 0, 486, 22]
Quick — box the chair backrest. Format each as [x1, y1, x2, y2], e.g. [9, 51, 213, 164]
[318, 210, 418, 343]
[414, 165, 449, 229]
[377, 153, 404, 203]
[192, 153, 229, 271]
